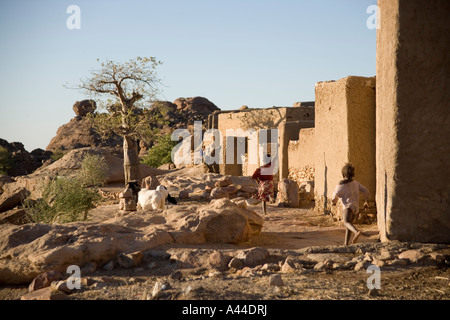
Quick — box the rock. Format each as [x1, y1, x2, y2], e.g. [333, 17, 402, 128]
[46, 116, 121, 152]
[208, 251, 230, 271]
[306, 253, 353, 264]
[281, 259, 296, 273]
[0, 186, 30, 213]
[236, 191, 251, 199]
[28, 270, 63, 292]
[0, 139, 52, 177]
[354, 260, 371, 271]
[398, 250, 425, 263]
[261, 263, 280, 272]
[118, 251, 143, 269]
[314, 261, 332, 271]
[151, 281, 169, 300]
[0, 208, 30, 224]
[368, 288, 379, 297]
[169, 271, 183, 281]
[376, 249, 394, 261]
[223, 185, 238, 194]
[216, 176, 233, 187]
[268, 274, 284, 286]
[276, 179, 299, 208]
[21, 286, 68, 300]
[427, 252, 445, 264]
[194, 199, 263, 244]
[228, 258, 245, 269]
[0, 175, 15, 190]
[179, 190, 189, 199]
[388, 259, 409, 266]
[172, 96, 220, 121]
[239, 267, 256, 277]
[371, 257, 385, 268]
[73, 100, 96, 117]
[0, 212, 176, 284]
[51, 280, 74, 294]
[102, 260, 114, 271]
[210, 187, 229, 199]
[81, 262, 97, 273]
[235, 247, 270, 267]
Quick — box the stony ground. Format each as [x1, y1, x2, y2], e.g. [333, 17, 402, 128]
[0, 201, 449, 301]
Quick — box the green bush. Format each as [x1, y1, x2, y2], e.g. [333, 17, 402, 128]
[50, 148, 67, 161]
[78, 153, 108, 187]
[141, 133, 177, 168]
[24, 154, 108, 224]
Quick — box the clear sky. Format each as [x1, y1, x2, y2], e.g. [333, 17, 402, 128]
[0, 0, 377, 151]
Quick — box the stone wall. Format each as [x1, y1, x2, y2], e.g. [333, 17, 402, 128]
[376, 0, 450, 243]
[314, 76, 376, 220]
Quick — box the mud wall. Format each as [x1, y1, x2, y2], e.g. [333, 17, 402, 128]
[314, 76, 376, 220]
[376, 0, 450, 242]
[288, 128, 315, 171]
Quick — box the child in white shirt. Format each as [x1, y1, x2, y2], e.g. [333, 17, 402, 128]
[331, 163, 370, 245]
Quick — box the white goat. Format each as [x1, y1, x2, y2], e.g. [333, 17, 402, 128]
[137, 185, 169, 211]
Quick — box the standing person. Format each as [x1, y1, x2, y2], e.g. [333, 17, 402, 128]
[252, 156, 274, 215]
[331, 163, 370, 245]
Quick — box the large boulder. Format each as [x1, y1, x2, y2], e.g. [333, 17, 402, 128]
[194, 199, 264, 244]
[46, 117, 122, 152]
[0, 207, 175, 284]
[73, 100, 96, 117]
[173, 96, 220, 122]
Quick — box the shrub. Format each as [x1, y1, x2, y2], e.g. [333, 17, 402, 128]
[141, 133, 177, 168]
[50, 148, 67, 161]
[24, 154, 107, 224]
[78, 153, 108, 187]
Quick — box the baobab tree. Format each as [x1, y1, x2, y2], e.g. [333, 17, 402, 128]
[74, 56, 163, 184]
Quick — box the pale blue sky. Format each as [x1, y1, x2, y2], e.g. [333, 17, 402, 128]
[0, 0, 377, 151]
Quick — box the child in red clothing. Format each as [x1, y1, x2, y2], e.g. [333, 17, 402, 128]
[252, 157, 274, 215]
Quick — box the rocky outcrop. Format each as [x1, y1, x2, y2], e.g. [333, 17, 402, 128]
[0, 147, 169, 207]
[46, 117, 122, 152]
[173, 96, 220, 122]
[0, 139, 52, 176]
[158, 170, 258, 201]
[0, 197, 264, 284]
[73, 100, 96, 117]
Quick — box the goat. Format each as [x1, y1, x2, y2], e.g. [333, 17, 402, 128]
[137, 185, 175, 211]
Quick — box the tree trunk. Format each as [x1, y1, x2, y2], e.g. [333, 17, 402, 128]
[123, 135, 140, 184]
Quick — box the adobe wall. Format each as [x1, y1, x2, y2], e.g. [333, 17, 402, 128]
[314, 76, 376, 220]
[287, 128, 315, 171]
[279, 120, 314, 179]
[376, 0, 450, 243]
[216, 106, 314, 177]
